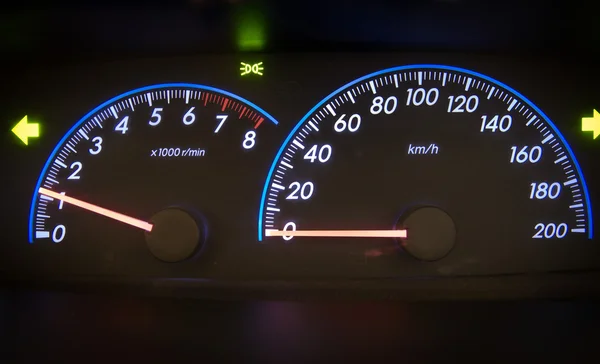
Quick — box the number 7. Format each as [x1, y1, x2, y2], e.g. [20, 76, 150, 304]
[214, 115, 228, 133]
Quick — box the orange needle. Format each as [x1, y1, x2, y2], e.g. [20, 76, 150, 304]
[38, 187, 153, 232]
[265, 229, 407, 238]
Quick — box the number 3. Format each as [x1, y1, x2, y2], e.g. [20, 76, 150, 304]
[89, 136, 103, 155]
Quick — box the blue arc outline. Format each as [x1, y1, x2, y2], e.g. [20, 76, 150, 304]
[257, 64, 593, 240]
[28, 83, 279, 243]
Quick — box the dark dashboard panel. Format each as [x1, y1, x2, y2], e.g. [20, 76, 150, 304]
[1, 1, 599, 302]
[1, 53, 599, 291]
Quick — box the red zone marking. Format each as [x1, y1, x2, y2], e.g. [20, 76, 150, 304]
[200, 92, 266, 129]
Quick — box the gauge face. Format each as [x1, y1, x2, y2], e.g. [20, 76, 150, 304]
[258, 65, 593, 257]
[30, 84, 277, 261]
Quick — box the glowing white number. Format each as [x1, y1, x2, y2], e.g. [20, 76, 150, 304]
[334, 114, 361, 132]
[370, 96, 398, 115]
[67, 162, 83, 180]
[530, 182, 561, 200]
[114, 116, 129, 134]
[52, 225, 66, 243]
[304, 144, 332, 163]
[183, 107, 196, 125]
[286, 182, 314, 200]
[88, 136, 103, 155]
[533, 223, 568, 239]
[243, 130, 256, 149]
[407, 88, 439, 106]
[214, 115, 228, 133]
[283, 222, 296, 241]
[149, 107, 163, 126]
[58, 192, 66, 209]
[510, 146, 542, 164]
[447, 95, 479, 113]
[480, 115, 512, 133]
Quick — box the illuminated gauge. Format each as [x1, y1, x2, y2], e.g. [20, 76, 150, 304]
[30, 84, 278, 262]
[258, 65, 592, 262]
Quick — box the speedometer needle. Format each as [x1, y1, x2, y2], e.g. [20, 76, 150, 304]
[38, 187, 153, 232]
[265, 229, 407, 238]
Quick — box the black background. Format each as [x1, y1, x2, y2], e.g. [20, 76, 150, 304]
[1, 0, 600, 360]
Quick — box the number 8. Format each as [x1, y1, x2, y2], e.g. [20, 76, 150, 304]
[243, 131, 256, 149]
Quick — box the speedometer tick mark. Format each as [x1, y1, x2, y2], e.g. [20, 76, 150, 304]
[272, 183, 285, 190]
[54, 160, 67, 169]
[541, 134, 554, 144]
[292, 140, 305, 150]
[487, 87, 495, 99]
[418, 72, 423, 85]
[465, 77, 472, 91]
[564, 179, 577, 186]
[526, 116, 536, 126]
[570, 203, 584, 209]
[110, 106, 118, 118]
[394, 74, 399, 88]
[507, 99, 517, 111]
[281, 161, 294, 169]
[326, 104, 336, 116]
[369, 81, 377, 94]
[555, 155, 568, 164]
[571, 228, 586, 233]
[308, 121, 320, 131]
[347, 91, 356, 103]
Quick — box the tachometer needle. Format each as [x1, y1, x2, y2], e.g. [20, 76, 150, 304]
[38, 187, 153, 232]
[265, 229, 407, 238]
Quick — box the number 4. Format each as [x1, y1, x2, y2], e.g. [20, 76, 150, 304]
[115, 116, 129, 134]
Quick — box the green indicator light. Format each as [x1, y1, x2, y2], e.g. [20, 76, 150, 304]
[235, 7, 266, 51]
[11, 115, 40, 145]
[240, 62, 264, 76]
[582, 109, 600, 139]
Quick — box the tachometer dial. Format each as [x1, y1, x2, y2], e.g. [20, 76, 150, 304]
[258, 65, 592, 261]
[30, 84, 278, 262]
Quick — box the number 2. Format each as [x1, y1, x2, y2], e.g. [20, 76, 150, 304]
[68, 162, 83, 180]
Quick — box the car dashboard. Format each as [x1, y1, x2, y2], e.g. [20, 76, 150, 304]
[1, 0, 599, 360]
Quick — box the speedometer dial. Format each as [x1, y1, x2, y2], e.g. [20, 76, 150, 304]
[259, 65, 592, 261]
[30, 83, 277, 262]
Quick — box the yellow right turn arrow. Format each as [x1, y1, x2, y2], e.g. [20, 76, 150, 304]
[582, 109, 600, 139]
